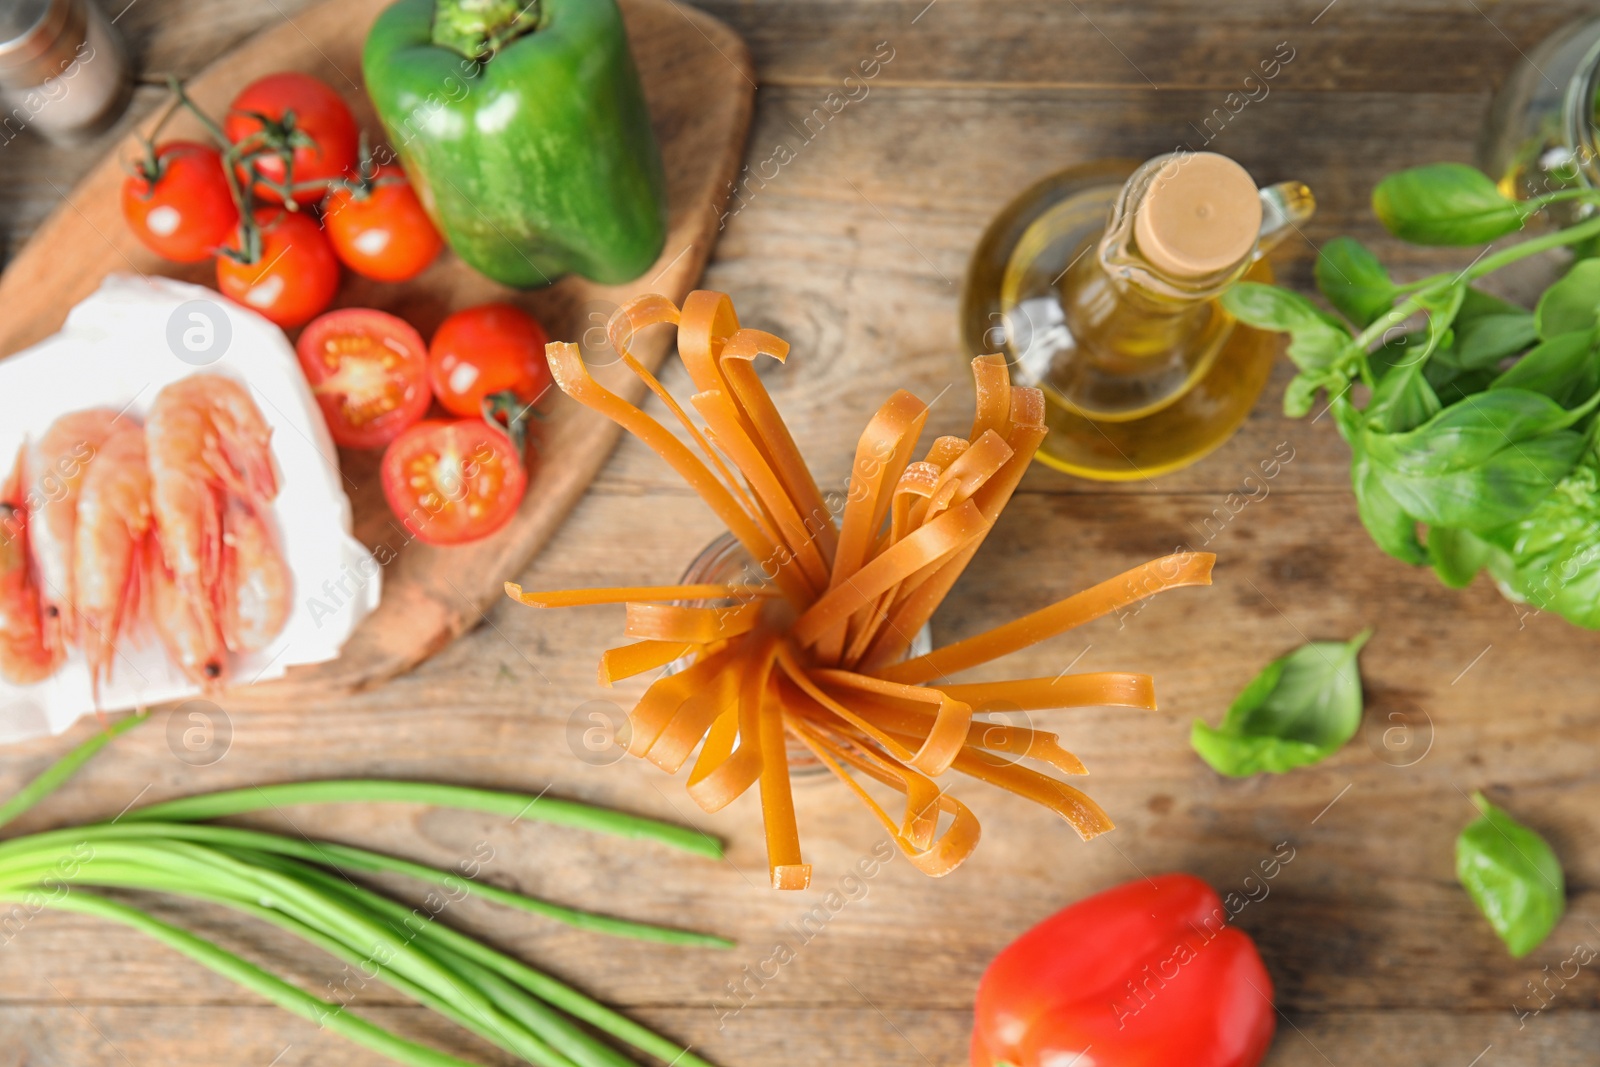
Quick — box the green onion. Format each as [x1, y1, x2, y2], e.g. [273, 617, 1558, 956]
[123, 779, 723, 859]
[25, 891, 484, 1067]
[0, 821, 731, 948]
[0, 713, 727, 1067]
[0, 710, 147, 830]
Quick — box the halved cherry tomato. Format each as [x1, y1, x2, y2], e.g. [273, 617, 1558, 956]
[428, 303, 552, 420]
[225, 72, 359, 204]
[324, 164, 443, 282]
[381, 419, 528, 546]
[121, 141, 239, 263]
[296, 309, 431, 450]
[216, 209, 341, 329]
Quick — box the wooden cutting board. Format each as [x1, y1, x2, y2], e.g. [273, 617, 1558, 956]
[0, 0, 754, 702]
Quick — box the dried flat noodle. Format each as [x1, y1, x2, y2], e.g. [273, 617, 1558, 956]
[625, 601, 762, 643]
[546, 342, 811, 607]
[646, 647, 745, 773]
[685, 632, 777, 816]
[791, 501, 989, 649]
[693, 388, 830, 592]
[608, 296, 771, 530]
[970, 353, 1013, 441]
[597, 640, 696, 686]
[822, 390, 929, 665]
[875, 553, 1215, 685]
[717, 329, 837, 564]
[854, 392, 1049, 670]
[938, 672, 1157, 711]
[508, 292, 1213, 887]
[505, 582, 778, 607]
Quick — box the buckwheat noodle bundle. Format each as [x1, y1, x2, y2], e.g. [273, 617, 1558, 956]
[507, 292, 1213, 889]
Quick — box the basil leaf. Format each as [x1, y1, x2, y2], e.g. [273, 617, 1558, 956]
[1480, 448, 1600, 628]
[1456, 792, 1565, 958]
[1426, 525, 1496, 588]
[1372, 163, 1527, 246]
[1223, 283, 1351, 372]
[1315, 237, 1397, 326]
[1458, 286, 1530, 321]
[1572, 230, 1600, 264]
[1491, 331, 1600, 407]
[1453, 315, 1539, 368]
[1334, 396, 1426, 563]
[1372, 330, 1428, 379]
[1535, 259, 1600, 339]
[1426, 291, 1534, 404]
[1354, 457, 1429, 562]
[1283, 370, 1332, 418]
[1450, 288, 1537, 369]
[1373, 389, 1584, 473]
[1365, 390, 1585, 530]
[1417, 281, 1468, 341]
[1367, 358, 1441, 433]
[1365, 287, 1461, 433]
[1373, 431, 1582, 531]
[1428, 366, 1501, 407]
[1191, 629, 1372, 777]
[1287, 326, 1350, 376]
[1222, 282, 1322, 330]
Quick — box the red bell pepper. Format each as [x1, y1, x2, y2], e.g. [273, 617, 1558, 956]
[971, 873, 1276, 1067]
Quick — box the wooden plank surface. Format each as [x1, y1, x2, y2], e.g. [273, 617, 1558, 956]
[1, 1, 1597, 1065]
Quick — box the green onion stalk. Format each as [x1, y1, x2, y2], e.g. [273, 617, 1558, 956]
[0, 712, 728, 1067]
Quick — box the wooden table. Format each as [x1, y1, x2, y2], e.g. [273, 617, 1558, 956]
[2, 1, 1597, 1064]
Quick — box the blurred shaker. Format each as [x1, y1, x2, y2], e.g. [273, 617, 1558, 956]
[0, 0, 132, 145]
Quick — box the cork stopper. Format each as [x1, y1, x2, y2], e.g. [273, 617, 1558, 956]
[1133, 153, 1261, 279]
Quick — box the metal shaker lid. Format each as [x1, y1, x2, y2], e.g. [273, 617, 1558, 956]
[0, 0, 77, 82]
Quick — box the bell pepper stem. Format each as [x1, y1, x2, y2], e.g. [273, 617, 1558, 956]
[432, 0, 541, 58]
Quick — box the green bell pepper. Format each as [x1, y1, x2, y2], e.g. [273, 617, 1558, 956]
[362, 0, 667, 287]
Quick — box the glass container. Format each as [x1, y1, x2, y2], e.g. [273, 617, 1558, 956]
[0, 0, 132, 146]
[962, 152, 1315, 480]
[1480, 15, 1600, 220]
[673, 531, 931, 773]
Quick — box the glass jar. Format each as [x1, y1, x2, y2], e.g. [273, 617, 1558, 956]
[1480, 16, 1600, 218]
[0, 0, 133, 146]
[673, 531, 932, 773]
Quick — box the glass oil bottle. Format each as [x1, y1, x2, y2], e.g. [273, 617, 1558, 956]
[962, 152, 1315, 480]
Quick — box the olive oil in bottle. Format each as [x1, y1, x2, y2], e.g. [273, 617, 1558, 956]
[962, 153, 1315, 480]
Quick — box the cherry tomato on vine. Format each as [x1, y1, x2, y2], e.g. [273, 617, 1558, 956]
[216, 209, 340, 329]
[225, 72, 359, 203]
[120, 141, 239, 263]
[381, 419, 529, 546]
[296, 309, 432, 450]
[323, 164, 443, 282]
[427, 303, 553, 420]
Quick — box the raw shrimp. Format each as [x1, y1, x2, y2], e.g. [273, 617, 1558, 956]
[73, 424, 152, 694]
[0, 448, 62, 685]
[218, 496, 291, 654]
[27, 409, 121, 653]
[144, 537, 226, 686]
[146, 374, 282, 685]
